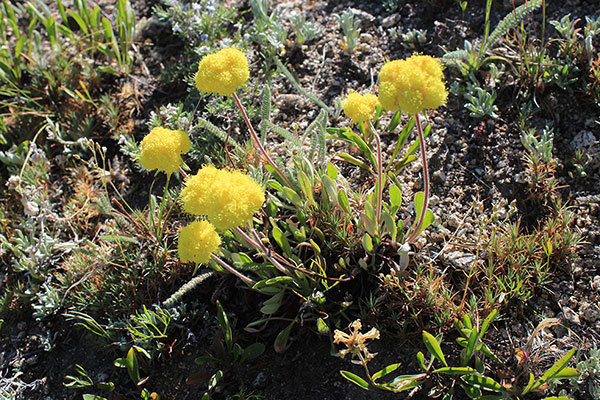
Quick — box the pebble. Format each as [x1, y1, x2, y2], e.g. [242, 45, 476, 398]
[570, 130, 597, 151]
[581, 305, 600, 323]
[252, 371, 267, 388]
[591, 276, 600, 292]
[432, 170, 446, 184]
[562, 307, 581, 325]
[445, 251, 477, 270]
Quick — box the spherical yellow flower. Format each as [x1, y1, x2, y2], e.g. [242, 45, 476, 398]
[341, 92, 379, 124]
[178, 220, 221, 264]
[180, 165, 265, 231]
[139, 127, 191, 174]
[378, 54, 448, 114]
[194, 47, 250, 96]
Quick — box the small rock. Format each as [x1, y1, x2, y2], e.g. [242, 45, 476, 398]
[445, 251, 477, 270]
[591, 276, 600, 292]
[25, 355, 38, 366]
[582, 305, 600, 323]
[562, 307, 581, 325]
[381, 13, 401, 28]
[252, 371, 267, 388]
[570, 130, 596, 151]
[432, 171, 446, 184]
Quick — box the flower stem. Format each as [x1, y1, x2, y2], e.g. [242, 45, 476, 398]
[156, 174, 171, 244]
[211, 254, 256, 285]
[178, 166, 188, 179]
[232, 91, 292, 187]
[185, 97, 202, 134]
[368, 121, 383, 230]
[406, 113, 430, 244]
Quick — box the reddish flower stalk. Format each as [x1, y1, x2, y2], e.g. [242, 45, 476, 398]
[211, 253, 256, 285]
[368, 121, 383, 230]
[232, 92, 292, 187]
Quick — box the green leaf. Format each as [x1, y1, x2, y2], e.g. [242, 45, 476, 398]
[124, 347, 140, 385]
[372, 363, 401, 382]
[540, 397, 575, 400]
[241, 343, 265, 362]
[433, 367, 475, 375]
[326, 162, 338, 179]
[194, 356, 219, 364]
[383, 212, 397, 242]
[416, 351, 426, 371]
[259, 85, 271, 144]
[522, 372, 536, 395]
[260, 291, 284, 315]
[461, 374, 504, 392]
[462, 384, 482, 399]
[272, 225, 292, 257]
[215, 301, 232, 351]
[387, 374, 426, 391]
[337, 189, 351, 214]
[389, 117, 415, 164]
[387, 110, 403, 131]
[413, 192, 435, 236]
[316, 317, 329, 334]
[523, 348, 576, 394]
[423, 331, 447, 367]
[337, 152, 370, 170]
[462, 327, 479, 366]
[207, 370, 223, 390]
[96, 382, 115, 392]
[475, 356, 485, 374]
[99, 234, 138, 244]
[389, 184, 402, 208]
[551, 367, 579, 380]
[297, 170, 314, 204]
[274, 321, 294, 353]
[67, 9, 88, 34]
[340, 370, 370, 390]
[361, 234, 374, 254]
[480, 309, 498, 338]
[83, 395, 108, 400]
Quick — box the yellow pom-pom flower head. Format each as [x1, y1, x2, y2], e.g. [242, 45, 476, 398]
[341, 92, 379, 124]
[378, 54, 448, 115]
[139, 127, 191, 174]
[194, 47, 250, 96]
[180, 166, 265, 231]
[178, 220, 221, 264]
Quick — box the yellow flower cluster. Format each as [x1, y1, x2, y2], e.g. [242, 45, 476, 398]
[195, 47, 250, 96]
[378, 54, 448, 114]
[341, 92, 379, 124]
[178, 220, 221, 264]
[139, 127, 191, 174]
[180, 165, 265, 231]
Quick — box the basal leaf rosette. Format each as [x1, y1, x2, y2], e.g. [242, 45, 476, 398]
[139, 127, 191, 175]
[378, 54, 448, 115]
[194, 47, 250, 96]
[180, 165, 265, 231]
